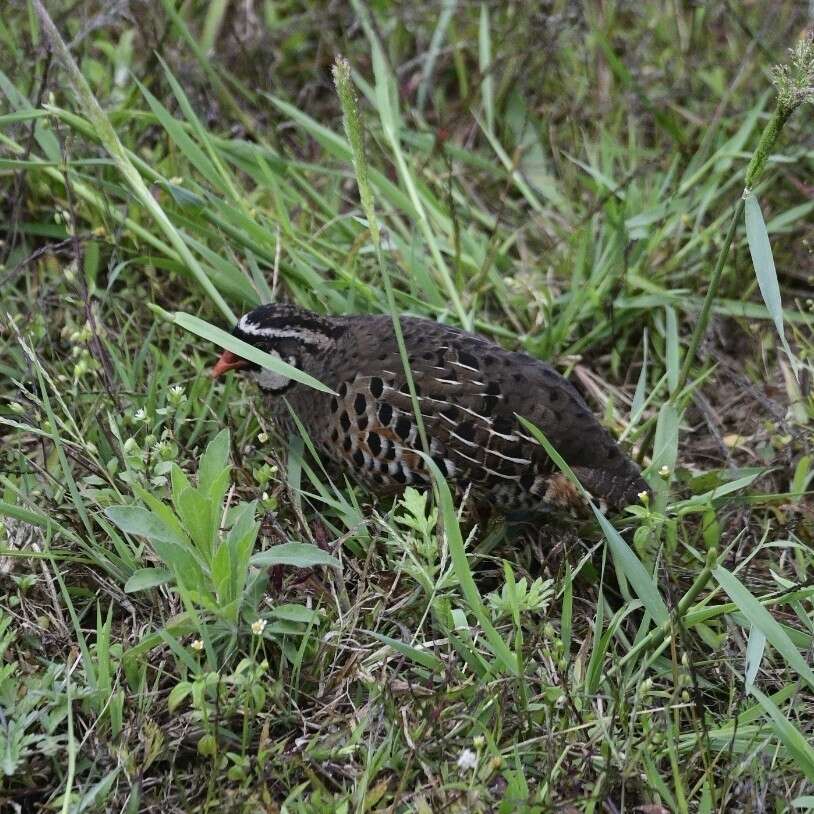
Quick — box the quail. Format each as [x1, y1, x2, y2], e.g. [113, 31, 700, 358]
[212, 304, 647, 512]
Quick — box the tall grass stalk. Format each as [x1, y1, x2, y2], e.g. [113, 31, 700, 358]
[676, 37, 814, 394]
[333, 56, 430, 455]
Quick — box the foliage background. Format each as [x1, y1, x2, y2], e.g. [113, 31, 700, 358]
[1, 1, 813, 812]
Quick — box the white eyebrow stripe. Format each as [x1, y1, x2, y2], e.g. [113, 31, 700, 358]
[237, 319, 326, 347]
[434, 378, 462, 386]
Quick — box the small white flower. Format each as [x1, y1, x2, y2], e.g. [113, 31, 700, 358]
[638, 490, 649, 503]
[169, 176, 184, 185]
[191, 639, 204, 652]
[168, 385, 187, 407]
[456, 748, 477, 771]
[258, 432, 269, 444]
[251, 619, 267, 636]
[133, 408, 146, 422]
[473, 735, 485, 749]
[658, 465, 670, 477]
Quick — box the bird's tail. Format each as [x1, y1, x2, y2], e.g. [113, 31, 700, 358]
[574, 457, 649, 511]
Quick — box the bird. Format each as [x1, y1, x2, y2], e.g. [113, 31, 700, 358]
[211, 303, 648, 513]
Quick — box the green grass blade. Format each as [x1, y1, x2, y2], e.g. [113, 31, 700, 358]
[744, 192, 796, 368]
[478, 4, 494, 133]
[423, 456, 519, 675]
[154, 308, 336, 394]
[749, 687, 814, 781]
[368, 632, 444, 673]
[714, 565, 814, 691]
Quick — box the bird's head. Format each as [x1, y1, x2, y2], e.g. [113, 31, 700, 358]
[211, 303, 342, 394]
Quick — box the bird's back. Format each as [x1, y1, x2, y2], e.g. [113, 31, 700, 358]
[287, 314, 646, 511]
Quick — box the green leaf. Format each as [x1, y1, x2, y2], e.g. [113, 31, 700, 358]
[176, 487, 214, 557]
[665, 305, 679, 394]
[744, 625, 766, 691]
[744, 193, 796, 366]
[651, 402, 679, 475]
[132, 485, 189, 544]
[226, 500, 259, 599]
[593, 507, 669, 627]
[369, 632, 444, 672]
[105, 506, 181, 545]
[561, 563, 573, 656]
[270, 604, 323, 624]
[104, 506, 206, 591]
[714, 565, 814, 690]
[198, 428, 230, 493]
[211, 542, 232, 607]
[124, 568, 173, 593]
[170, 463, 192, 509]
[206, 467, 232, 519]
[168, 681, 192, 712]
[250, 542, 340, 569]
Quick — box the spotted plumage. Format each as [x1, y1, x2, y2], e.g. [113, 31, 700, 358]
[212, 304, 648, 511]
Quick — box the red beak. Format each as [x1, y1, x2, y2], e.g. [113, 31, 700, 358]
[212, 350, 250, 378]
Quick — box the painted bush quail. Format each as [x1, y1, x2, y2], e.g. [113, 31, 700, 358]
[212, 304, 647, 512]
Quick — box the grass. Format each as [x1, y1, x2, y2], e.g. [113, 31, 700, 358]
[1, 1, 814, 811]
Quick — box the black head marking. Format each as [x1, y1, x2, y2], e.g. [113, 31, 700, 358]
[233, 303, 344, 347]
[226, 303, 345, 394]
